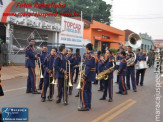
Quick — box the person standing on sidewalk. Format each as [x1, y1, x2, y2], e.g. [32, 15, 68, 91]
[0, 39, 4, 96]
[25, 39, 40, 94]
[1, 41, 8, 66]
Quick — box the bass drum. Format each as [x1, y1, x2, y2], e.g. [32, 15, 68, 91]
[138, 61, 148, 69]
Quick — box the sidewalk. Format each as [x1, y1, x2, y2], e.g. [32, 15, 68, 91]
[1, 65, 40, 81]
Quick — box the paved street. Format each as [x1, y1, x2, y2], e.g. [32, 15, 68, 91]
[0, 67, 163, 122]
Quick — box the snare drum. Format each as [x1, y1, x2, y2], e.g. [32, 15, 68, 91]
[138, 61, 148, 69]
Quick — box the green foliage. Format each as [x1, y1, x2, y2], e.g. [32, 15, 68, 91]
[109, 48, 118, 54]
[15, 0, 112, 25]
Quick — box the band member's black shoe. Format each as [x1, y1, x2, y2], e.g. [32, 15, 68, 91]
[133, 89, 137, 92]
[116, 91, 122, 94]
[99, 97, 106, 100]
[41, 98, 46, 102]
[140, 84, 143, 86]
[56, 99, 61, 104]
[48, 96, 53, 101]
[75, 94, 79, 97]
[64, 102, 68, 106]
[122, 92, 127, 95]
[37, 88, 42, 90]
[32, 91, 41, 94]
[78, 107, 89, 111]
[26, 91, 32, 93]
[108, 98, 113, 102]
[69, 92, 72, 95]
[98, 89, 102, 91]
[115, 82, 118, 84]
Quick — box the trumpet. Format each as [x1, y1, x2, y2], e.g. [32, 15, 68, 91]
[51, 67, 57, 85]
[68, 61, 73, 87]
[96, 61, 115, 81]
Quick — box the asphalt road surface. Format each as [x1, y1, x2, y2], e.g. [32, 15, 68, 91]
[0, 67, 163, 122]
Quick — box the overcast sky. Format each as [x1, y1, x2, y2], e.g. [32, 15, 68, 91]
[103, 0, 163, 39]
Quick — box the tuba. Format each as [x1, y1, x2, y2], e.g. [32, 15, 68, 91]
[127, 33, 142, 66]
[96, 61, 115, 81]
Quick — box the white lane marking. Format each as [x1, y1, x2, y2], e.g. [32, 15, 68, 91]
[4, 87, 26, 93]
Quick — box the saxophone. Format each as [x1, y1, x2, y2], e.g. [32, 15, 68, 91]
[96, 61, 115, 81]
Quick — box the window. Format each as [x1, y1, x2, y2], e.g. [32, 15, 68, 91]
[102, 35, 110, 39]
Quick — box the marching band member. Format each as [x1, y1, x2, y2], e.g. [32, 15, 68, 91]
[54, 44, 68, 104]
[136, 50, 147, 86]
[25, 39, 40, 94]
[73, 49, 81, 84]
[98, 54, 104, 91]
[75, 52, 87, 97]
[41, 48, 57, 102]
[116, 48, 125, 84]
[115, 49, 121, 84]
[126, 46, 137, 92]
[116, 51, 127, 95]
[78, 43, 96, 111]
[66, 48, 76, 95]
[99, 49, 115, 102]
[37, 46, 49, 90]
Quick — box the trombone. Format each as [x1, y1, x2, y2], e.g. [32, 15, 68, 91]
[64, 62, 68, 104]
[51, 67, 57, 85]
[39, 58, 44, 79]
[67, 60, 73, 87]
[77, 64, 86, 109]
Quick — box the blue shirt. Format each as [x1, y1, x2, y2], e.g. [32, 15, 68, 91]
[25, 45, 36, 68]
[66, 54, 76, 73]
[54, 53, 67, 79]
[103, 56, 115, 79]
[83, 51, 96, 82]
[118, 57, 127, 76]
[37, 51, 49, 64]
[43, 54, 55, 77]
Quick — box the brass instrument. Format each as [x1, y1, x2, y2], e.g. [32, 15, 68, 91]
[127, 52, 136, 67]
[39, 58, 44, 79]
[64, 62, 68, 104]
[68, 61, 73, 87]
[51, 67, 57, 85]
[127, 33, 142, 66]
[77, 64, 85, 109]
[96, 61, 115, 81]
[76, 66, 85, 89]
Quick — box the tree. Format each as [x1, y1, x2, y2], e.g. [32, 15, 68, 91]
[15, 0, 112, 25]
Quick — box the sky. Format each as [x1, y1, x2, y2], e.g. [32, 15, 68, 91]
[103, 0, 163, 39]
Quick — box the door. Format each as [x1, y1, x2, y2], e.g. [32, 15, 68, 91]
[101, 42, 109, 54]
